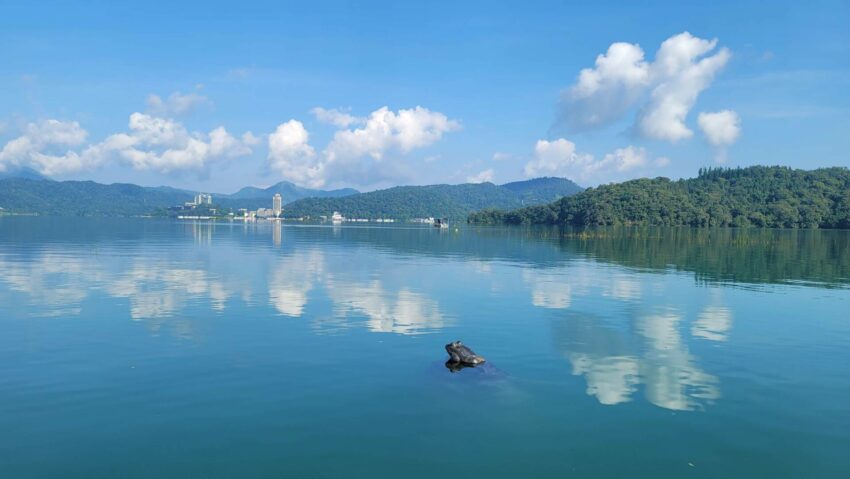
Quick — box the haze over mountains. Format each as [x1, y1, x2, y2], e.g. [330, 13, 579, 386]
[0, 172, 582, 218]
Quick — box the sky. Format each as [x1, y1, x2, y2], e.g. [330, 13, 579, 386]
[0, 0, 848, 194]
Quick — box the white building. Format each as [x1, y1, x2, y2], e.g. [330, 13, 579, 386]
[193, 193, 213, 206]
[273, 193, 282, 217]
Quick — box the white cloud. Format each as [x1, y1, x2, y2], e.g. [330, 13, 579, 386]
[697, 110, 741, 147]
[0, 119, 90, 175]
[324, 106, 460, 163]
[524, 138, 594, 178]
[467, 168, 495, 184]
[559, 32, 731, 143]
[146, 91, 211, 116]
[267, 106, 459, 188]
[562, 42, 650, 129]
[83, 113, 254, 174]
[636, 33, 731, 142]
[267, 120, 321, 187]
[492, 152, 512, 161]
[310, 107, 364, 128]
[697, 110, 741, 163]
[524, 139, 666, 185]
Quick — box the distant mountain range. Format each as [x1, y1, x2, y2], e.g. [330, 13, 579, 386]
[229, 182, 358, 202]
[284, 177, 583, 220]
[0, 172, 582, 218]
[0, 166, 49, 181]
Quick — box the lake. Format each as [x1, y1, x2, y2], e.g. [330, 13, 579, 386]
[1, 217, 848, 478]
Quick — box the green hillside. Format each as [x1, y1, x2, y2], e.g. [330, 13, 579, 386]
[0, 178, 192, 216]
[468, 166, 850, 229]
[283, 178, 584, 220]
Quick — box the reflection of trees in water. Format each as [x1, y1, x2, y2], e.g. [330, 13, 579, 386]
[309, 225, 850, 288]
[7, 218, 847, 288]
[551, 227, 850, 287]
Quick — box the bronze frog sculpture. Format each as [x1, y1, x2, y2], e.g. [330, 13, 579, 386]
[445, 340, 486, 368]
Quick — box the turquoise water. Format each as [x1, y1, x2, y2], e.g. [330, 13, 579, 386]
[1, 218, 849, 478]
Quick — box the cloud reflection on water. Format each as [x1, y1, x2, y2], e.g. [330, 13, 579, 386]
[531, 266, 728, 411]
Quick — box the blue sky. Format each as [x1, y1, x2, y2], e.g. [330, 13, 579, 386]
[0, 0, 848, 193]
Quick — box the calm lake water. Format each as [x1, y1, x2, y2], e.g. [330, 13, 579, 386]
[1, 217, 849, 478]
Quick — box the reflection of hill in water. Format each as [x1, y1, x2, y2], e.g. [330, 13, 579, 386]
[3, 218, 848, 288]
[292, 225, 850, 288]
[550, 227, 850, 288]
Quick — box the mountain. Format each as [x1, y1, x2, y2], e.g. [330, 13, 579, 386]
[283, 179, 584, 220]
[468, 166, 850, 229]
[0, 178, 193, 216]
[229, 180, 359, 202]
[0, 166, 49, 181]
[500, 177, 583, 203]
[0, 176, 581, 217]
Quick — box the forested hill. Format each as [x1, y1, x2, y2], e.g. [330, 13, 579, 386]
[0, 178, 193, 216]
[0, 176, 582, 217]
[500, 177, 583, 202]
[283, 178, 583, 220]
[468, 166, 850, 229]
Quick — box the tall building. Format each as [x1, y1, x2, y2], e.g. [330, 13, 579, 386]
[272, 193, 282, 217]
[194, 193, 213, 206]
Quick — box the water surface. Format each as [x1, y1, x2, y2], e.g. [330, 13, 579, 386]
[1, 218, 848, 478]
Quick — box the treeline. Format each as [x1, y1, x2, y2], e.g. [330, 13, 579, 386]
[0, 178, 192, 216]
[468, 166, 850, 229]
[283, 177, 582, 220]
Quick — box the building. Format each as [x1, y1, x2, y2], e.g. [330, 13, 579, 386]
[194, 193, 212, 206]
[273, 193, 282, 217]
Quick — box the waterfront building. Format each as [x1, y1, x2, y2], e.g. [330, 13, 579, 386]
[273, 194, 282, 217]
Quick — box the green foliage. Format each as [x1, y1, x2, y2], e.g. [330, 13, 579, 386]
[0, 177, 582, 218]
[0, 179, 193, 216]
[469, 166, 850, 229]
[283, 179, 583, 220]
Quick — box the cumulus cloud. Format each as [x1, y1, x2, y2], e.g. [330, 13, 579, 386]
[267, 120, 321, 187]
[697, 110, 741, 163]
[0, 119, 90, 175]
[636, 33, 731, 142]
[697, 110, 741, 146]
[524, 138, 595, 178]
[269, 106, 459, 188]
[492, 152, 511, 161]
[82, 113, 254, 174]
[310, 107, 364, 128]
[559, 32, 731, 143]
[562, 42, 651, 130]
[146, 91, 211, 116]
[524, 139, 664, 185]
[324, 106, 460, 163]
[467, 168, 495, 184]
